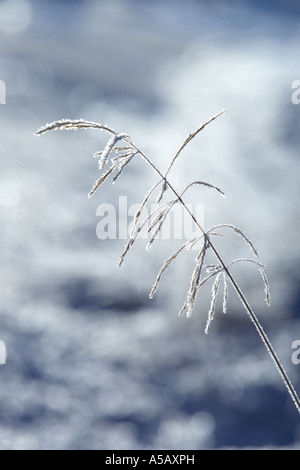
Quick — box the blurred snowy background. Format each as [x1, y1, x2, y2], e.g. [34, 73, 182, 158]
[1, 0, 300, 450]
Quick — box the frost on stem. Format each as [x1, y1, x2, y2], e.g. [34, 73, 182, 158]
[35, 114, 268, 325]
[178, 238, 210, 318]
[97, 133, 129, 169]
[35, 114, 300, 414]
[205, 272, 222, 334]
[149, 234, 206, 299]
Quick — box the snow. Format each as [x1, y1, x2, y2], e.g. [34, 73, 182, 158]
[0, 0, 300, 450]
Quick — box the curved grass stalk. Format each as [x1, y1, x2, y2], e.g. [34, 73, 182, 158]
[35, 113, 300, 414]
